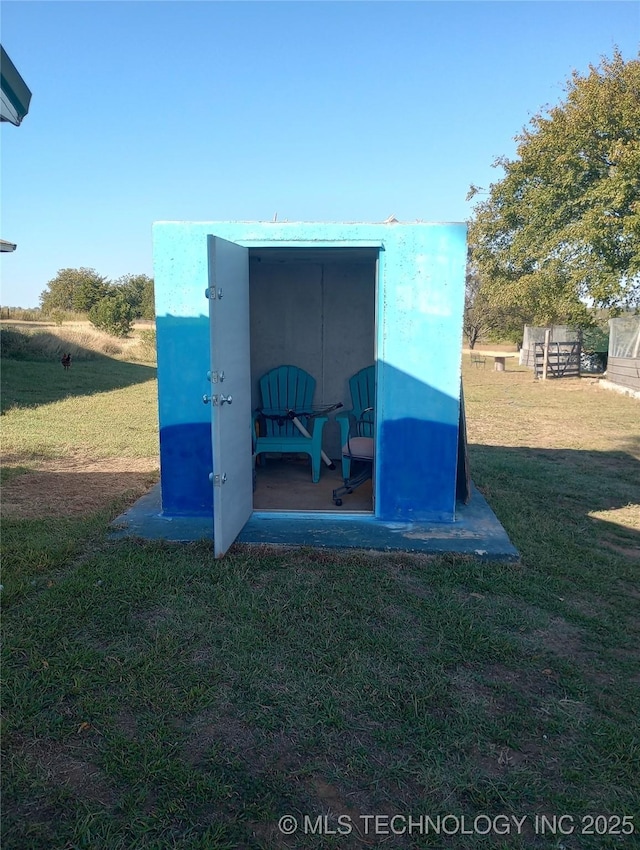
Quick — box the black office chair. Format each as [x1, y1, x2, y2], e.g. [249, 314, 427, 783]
[332, 408, 374, 506]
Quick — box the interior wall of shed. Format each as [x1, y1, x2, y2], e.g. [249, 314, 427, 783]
[248, 249, 376, 460]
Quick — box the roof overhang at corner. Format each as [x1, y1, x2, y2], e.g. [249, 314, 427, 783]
[0, 239, 17, 252]
[1, 45, 32, 126]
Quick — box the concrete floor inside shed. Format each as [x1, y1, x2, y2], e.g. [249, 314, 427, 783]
[253, 455, 372, 512]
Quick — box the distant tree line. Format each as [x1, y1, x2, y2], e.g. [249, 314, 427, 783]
[0, 306, 43, 321]
[39, 268, 154, 337]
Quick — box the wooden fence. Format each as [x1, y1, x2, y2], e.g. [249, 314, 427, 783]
[607, 356, 640, 392]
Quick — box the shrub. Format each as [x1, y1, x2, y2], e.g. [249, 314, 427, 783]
[89, 294, 134, 338]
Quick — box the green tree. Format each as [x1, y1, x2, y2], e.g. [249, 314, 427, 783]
[73, 276, 111, 313]
[40, 268, 111, 314]
[115, 274, 155, 320]
[463, 263, 516, 347]
[89, 293, 134, 337]
[469, 50, 640, 325]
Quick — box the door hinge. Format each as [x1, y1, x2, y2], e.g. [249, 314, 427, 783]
[209, 472, 227, 485]
[211, 370, 225, 383]
[205, 287, 224, 300]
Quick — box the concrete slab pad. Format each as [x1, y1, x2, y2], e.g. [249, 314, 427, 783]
[110, 483, 519, 561]
[598, 379, 640, 400]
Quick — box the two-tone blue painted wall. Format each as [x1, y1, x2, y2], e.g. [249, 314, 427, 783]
[153, 221, 467, 522]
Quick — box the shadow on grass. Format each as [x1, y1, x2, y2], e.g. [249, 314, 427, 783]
[1, 478, 158, 606]
[1, 353, 156, 413]
[469, 443, 640, 570]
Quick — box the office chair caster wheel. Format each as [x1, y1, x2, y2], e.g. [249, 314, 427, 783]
[334, 498, 342, 506]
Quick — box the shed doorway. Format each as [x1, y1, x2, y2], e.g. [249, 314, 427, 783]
[248, 246, 377, 513]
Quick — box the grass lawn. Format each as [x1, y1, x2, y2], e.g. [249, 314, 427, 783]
[1, 358, 158, 459]
[1, 351, 639, 849]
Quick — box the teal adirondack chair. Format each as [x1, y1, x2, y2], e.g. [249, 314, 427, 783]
[335, 365, 375, 480]
[253, 365, 328, 483]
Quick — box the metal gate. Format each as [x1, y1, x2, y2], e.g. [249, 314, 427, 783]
[534, 340, 582, 379]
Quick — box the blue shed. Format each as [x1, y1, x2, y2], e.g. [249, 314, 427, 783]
[154, 220, 468, 557]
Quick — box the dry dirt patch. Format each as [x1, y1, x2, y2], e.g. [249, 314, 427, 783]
[11, 734, 116, 807]
[1, 452, 158, 518]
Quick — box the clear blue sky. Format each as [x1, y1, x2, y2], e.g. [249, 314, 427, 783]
[1, 1, 638, 307]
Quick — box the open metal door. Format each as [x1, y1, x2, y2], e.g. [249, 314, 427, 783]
[207, 236, 252, 557]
